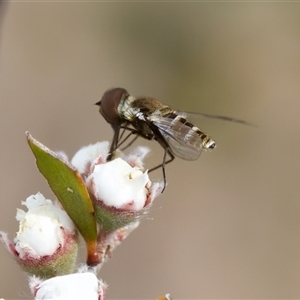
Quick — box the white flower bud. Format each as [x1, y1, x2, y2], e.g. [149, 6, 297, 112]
[32, 273, 105, 300]
[0, 192, 78, 277]
[15, 192, 75, 258]
[71, 141, 109, 175]
[87, 158, 150, 211]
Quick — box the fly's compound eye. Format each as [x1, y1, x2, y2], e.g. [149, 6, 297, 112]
[96, 88, 128, 125]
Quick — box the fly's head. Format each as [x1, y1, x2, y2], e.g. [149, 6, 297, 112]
[96, 88, 129, 125]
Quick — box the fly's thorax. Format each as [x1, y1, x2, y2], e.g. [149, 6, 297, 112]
[117, 95, 155, 140]
[118, 95, 172, 123]
[118, 95, 138, 122]
[130, 97, 173, 116]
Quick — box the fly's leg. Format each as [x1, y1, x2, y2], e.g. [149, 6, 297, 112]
[117, 130, 139, 150]
[120, 135, 139, 151]
[107, 124, 121, 161]
[149, 148, 174, 193]
[107, 125, 139, 160]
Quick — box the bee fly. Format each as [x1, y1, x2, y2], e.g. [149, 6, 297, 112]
[96, 87, 248, 191]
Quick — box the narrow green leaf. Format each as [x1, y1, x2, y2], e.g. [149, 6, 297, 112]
[26, 132, 99, 265]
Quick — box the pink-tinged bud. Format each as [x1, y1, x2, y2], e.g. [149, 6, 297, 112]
[29, 272, 107, 300]
[124, 146, 150, 170]
[71, 141, 109, 178]
[0, 193, 78, 278]
[71, 142, 163, 234]
[88, 157, 150, 211]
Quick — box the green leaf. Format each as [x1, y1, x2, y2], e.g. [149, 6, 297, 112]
[26, 132, 99, 265]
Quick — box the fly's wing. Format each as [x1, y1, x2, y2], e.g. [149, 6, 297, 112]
[185, 111, 254, 126]
[149, 115, 203, 161]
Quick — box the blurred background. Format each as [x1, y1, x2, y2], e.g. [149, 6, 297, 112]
[1, 2, 300, 299]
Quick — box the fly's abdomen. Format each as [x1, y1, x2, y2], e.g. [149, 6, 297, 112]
[201, 135, 216, 149]
[168, 114, 216, 150]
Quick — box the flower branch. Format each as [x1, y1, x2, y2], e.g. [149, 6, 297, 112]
[0, 132, 170, 299]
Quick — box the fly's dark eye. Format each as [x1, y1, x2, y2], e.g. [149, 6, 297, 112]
[96, 88, 128, 125]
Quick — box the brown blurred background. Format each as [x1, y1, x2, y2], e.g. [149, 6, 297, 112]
[1, 2, 300, 299]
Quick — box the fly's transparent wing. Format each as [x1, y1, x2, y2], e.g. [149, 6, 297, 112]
[149, 115, 204, 160]
[184, 111, 254, 126]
